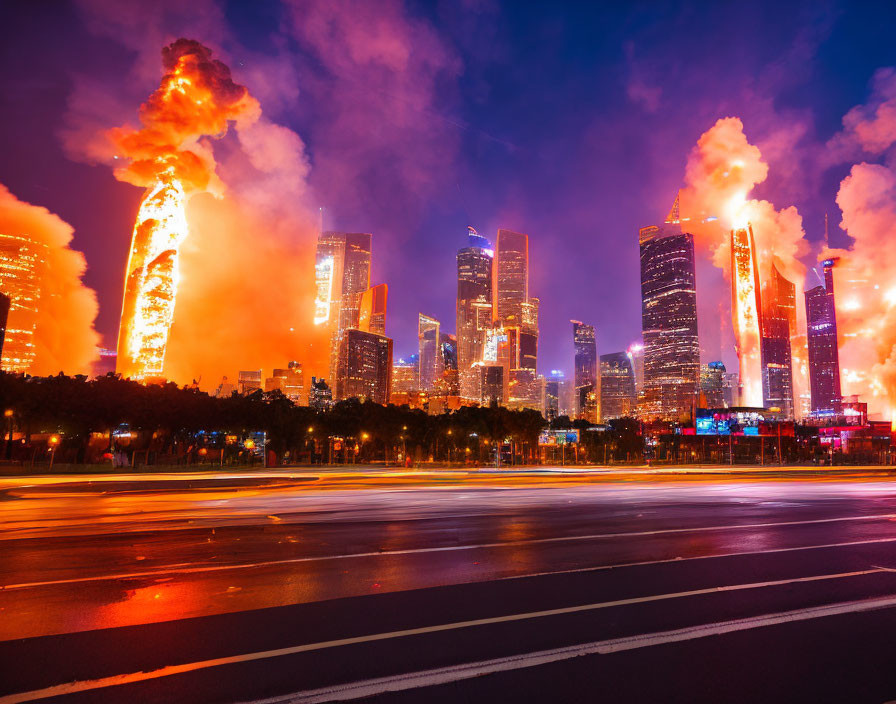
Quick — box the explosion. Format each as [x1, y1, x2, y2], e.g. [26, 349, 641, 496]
[112, 39, 259, 380]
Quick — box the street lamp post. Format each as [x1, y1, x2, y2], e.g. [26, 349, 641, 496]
[48, 435, 60, 470]
[4, 409, 13, 461]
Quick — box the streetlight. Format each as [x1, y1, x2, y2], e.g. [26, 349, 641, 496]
[48, 434, 60, 470]
[4, 409, 13, 461]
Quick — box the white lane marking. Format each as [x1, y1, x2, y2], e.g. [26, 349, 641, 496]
[4, 512, 896, 590]
[251, 593, 896, 703]
[0, 568, 886, 704]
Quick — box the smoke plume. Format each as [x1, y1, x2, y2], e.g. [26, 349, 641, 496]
[0, 184, 100, 375]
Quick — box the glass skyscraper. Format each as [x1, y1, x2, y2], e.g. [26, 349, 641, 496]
[494, 229, 528, 324]
[456, 228, 493, 400]
[805, 259, 842, 414]
[761, 261, 795, 417]
[638, 200, 700, 421]
[600, 351, 636, 420]
[336, 328, 393, 405]
[572, 320, 599, 422]
[417, 313, 441, 391]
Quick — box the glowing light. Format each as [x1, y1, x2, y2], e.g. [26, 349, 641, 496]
[314, 256, 335, 325]
[884, 288, 896, 307]
[117, 177, 188, 380]
[841, 297, 861, 311]
[725, 191, 750, 230]
[730, 226, 763, 406]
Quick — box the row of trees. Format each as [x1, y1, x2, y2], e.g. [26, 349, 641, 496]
[0, 372, 556, 466]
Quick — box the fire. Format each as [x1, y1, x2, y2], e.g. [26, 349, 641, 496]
[108, 39, 259, 381]
[117, 177, 188, 380]
[730, 225, 764, 406]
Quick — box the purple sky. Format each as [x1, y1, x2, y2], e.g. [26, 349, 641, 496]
[1, 0, 892, 378]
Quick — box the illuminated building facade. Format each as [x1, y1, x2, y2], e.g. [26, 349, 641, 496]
[391, 357, 418, 399]
[730, 225, 764, 407]
[417, 314, 441, 391]
[237, 370, 262, 395]
[600, 352, 636, 419]
[434, 333, 459, 397]
[805, 259, 842, 414]
[313, 231, 372, 380]
[627, 343, 645, 398]
[309, 377, 333, 411]
[572, 320, 600, 422]
[336, 329, 393, 404]
[480, 364, 504, 406]
[700, 361, 727, 408]
[494, 229, 528, 324]
[359, 284, 388, 336]
[0, 233, 47, 373]
[638, 208, 700, 421]
[761, 262, 795, 417]
[456, 229, 493, 400]
[267, 362, 303, 403]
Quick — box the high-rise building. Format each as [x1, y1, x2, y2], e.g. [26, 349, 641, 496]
[336, 329, 393, 404]
[805, 259, 842, 414]
[480, 364, 504, 406]
[761, 262, 795, 417]
[456, 228, 494, 400]
[494, 229, 528, 324]
[626, 343, 645, 399]
[358, 284, 388, 336]
[730, 225, 763, 407]
[418, 314, 441, 391]
[639, 199, 700, 421]
[434, 333, 460, 397]
[600, 352, 636, 420]
[267, 362, 304, 403]
[0, 292, 9, 366]
[572, 321, 600, 422]
[0, 234, 48, 374]
[313, 231, 372, 380]
[391, 357, 418, 397]
[238, 370, 262, 395]
[700, 361, 727, 408]
[544, 374, 562, 421]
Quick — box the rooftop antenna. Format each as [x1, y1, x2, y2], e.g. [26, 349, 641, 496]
[319, 207, 324, 236]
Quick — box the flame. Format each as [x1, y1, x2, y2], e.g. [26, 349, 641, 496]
[730, 225, 764, 406]
[117, 177, 188, 379]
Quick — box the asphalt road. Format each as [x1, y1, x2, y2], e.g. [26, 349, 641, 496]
[4, 467, 896, 703]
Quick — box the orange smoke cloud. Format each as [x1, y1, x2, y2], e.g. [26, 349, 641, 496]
[108, 39, 326, 388]
[0, 184, 100, 375]
[682, 117, 808, 285]
[108, 38, 260, 193]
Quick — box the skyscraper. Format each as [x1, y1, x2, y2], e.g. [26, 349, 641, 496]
[336, 329, 393, 404]
[456, 228, 493, 400]
[805, 259, 842, 414]
[358, 284, 388, 336]
[700, 361, 727, 408]
[761, 262, 795, 417]
[493, 229, 528, 324]
[237, 370, 262, 395]
[418, 314, 441, 391]
[313, 231, 372, 380]
[0, 233, 47, 374]
[639, 200, 700, 421]
[730, 225, 763, 407]
[600, 352, 636, 420]
[572, 321, 599, 422]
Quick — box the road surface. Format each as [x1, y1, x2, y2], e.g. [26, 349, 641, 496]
[4, 466, 896, 702]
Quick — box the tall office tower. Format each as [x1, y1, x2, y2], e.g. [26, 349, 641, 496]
[435, 333, 459, 396]
[700, 361, 727, 408]
[0, 292, 9, 366]
[358, 284, 388, 336]
[522, 297, 539, 332]
[308, 377, 333, 411]
[639, 201, 700, 421]
[456, 229, 494, 400]
[494, 229, 529, 324]
[237, 370, 262, 395]
[730, 226, 764, 407]
[0, 234, 48, 373]
[336, 329, 393, 404]
[313, 231, 372, 379]
[723, 372, 739, 407]
[600, 352, 637, 420]
[417, 314, 441, 391]
[544, 375, 562, 421]
[761, 262, 795, 416]
[572, 321, 600, 422]
[805, 259, 842, 414]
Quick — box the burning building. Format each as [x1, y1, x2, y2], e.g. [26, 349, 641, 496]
[112, 39, 259, 381]
[0, 233, 48, 373]
[729, 225, 764, 407]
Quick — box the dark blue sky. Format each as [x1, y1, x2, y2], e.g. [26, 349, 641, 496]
[1, 0, 893, 378]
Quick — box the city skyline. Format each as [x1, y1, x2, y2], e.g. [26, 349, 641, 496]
[2, 2, 896, 421]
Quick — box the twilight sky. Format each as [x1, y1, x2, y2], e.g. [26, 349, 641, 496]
[2, 0, 894, 379]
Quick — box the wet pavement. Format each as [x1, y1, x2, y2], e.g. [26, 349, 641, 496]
[3, 467, 896, 702]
